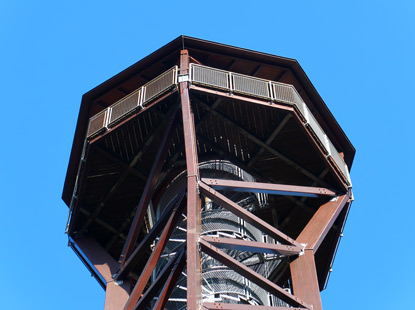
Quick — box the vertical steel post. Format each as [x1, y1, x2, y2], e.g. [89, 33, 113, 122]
[290, 250, 322, 310]
[179, 49, 202, 310]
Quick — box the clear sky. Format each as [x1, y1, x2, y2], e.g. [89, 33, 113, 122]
[1, 1, 414, 309]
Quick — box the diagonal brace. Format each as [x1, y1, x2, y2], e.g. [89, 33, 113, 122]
[201, 178, 336, 198]
[199, 239, 311, 309]
[198, 181, 302, 248]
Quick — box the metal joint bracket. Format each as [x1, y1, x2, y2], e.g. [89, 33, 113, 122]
[178, 74, 189, 83]
[115, 280, 124, 286]
[330, 195, 339, 202]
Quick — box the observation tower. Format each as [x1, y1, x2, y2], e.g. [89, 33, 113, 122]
[63, 36, 355, 310]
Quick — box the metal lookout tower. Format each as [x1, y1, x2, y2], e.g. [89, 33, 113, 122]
[63, 36, 355, 310]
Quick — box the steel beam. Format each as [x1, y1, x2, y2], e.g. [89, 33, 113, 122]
[290, 250, 322, 310]
[70, 236, 118, 284]
[119, 105, 180, 266]
[201, 178, 336, 198]
[70, 237, 131, 310]
[180, 49, 203, 310]
[123, 201, 185, 310]
[105, 281, 130, 310]
[201, 236, 301, 256]
[297, 191, 351, 252]
[199, 239, 311, 309]
[198, 181, 301, 248]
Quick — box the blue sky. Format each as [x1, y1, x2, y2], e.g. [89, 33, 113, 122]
[1, 1, 414, 309]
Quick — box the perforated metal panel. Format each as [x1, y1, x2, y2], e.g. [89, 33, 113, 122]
[327, 139, 350, 184]
[271, 83, 295, 105]
[307, 113, 329, 154]
[87, 110, 107, 137]
[109, 90, 141, 125]
[191, 64, 229, 90]
[143, 66, 177, 104]
[232, 74, 271, 99]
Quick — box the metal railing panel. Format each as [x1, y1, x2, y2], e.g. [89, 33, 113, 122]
[327, 139, 350, 184]
[87, 110, 107, 137]
[271, 83, 296, 105]
[109, 90, 141, 125]
[307, 112, 329, 154]
[191, 64, 229, 90]
[143, 66, 177, 104]
[232, 74, 271, 99]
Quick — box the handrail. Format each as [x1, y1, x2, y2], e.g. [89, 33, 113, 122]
[86, 66, 178, 138]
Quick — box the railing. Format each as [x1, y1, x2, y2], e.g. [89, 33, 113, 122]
[189, 64, 351, 186]
[86, 66, 178, 138]
[85, 64, 351, 186]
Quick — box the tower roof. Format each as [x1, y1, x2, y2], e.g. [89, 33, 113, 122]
[63, 35, 355, 206]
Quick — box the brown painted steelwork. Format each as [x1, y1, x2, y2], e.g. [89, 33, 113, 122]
[201, 236, 301, 256]
[199, 239, 311, 309]
[64, 39, 354, 310]
[199, 181, 301, 248]
[179, 49, 203, 310]
[201, 178, 336, 197]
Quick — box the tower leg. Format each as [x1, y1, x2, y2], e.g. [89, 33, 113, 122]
[180, 49, 203, 310]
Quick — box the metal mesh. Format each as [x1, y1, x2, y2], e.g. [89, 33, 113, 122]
[153, 160, 290, 308]
[307, 113, 329, 154]
[87, 110, 107, 137]
[109, 90, 141, 125]
[232, 74, 270, 99]
[143, 67, 176, 104]
[327, 140, 350, 184]
[191, 64, 229, 90]
[272, 83, 295, 104]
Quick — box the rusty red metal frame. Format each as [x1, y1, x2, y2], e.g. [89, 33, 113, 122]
[123, 200, 185, 310]
[119, 105, 180, 266]
[199, 239, 311, 309]
[68, 45, 354, 310]
[290, 250, 322, 310]
[201, 236, 301, 256]
[180, 49, 203, 310]
[296, 191, 351, 252]
[201, 178, 336, 198]
[288, 190, 351, 310]
[198, 181, 301, 248]
[70, 237, 131, 309]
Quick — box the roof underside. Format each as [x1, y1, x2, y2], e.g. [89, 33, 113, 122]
[63, 35, 355, 206]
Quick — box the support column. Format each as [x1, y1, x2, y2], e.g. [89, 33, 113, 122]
[105, 282, 130, 310]
[290, 191, 351, 310]
[70, 236, 131, 310]
[290, 250, 322, 310]
[180, 49, 202, 310]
